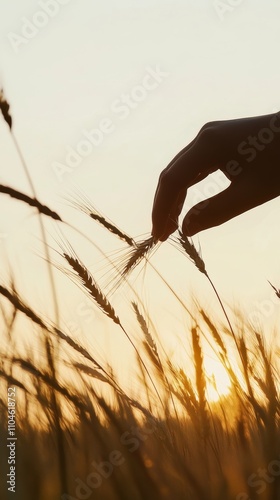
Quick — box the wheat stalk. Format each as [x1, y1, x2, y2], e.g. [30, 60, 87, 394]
[176, 233, 261, 425]
[199, 308, 241, 392]
[132, 302, 162, 370]
[268, 281, 280, 299]
[177, 230, 206, 274]
[0, 184, 62, 221]
[63, 251, 120, 325]
[199, 309, 227, 356]
[191, 327, 209, 438]
[120, 236, 156, 276]
[175, 231, 237, 350]
[0, 283, 114, 379]
[0, 283, 143, 412]
[90, 213, 136, 246]
[0, 88, 60, 328]
[60, 245, 165, 410]
[67, 192, 136, 247]
[169, 366, 199, 428]
[0, 88, 12, 129]
[12, 357, 89, 413]
[69, 191, 157, 276]
[0, 285, 46, 329]
[238, 335, 266, 427]
[253, 332, 278, 434]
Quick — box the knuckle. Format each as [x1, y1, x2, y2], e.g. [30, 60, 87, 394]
[160, 168, 178, 188]
[198, 121, 221, 142]
[159, 168, 172, 184]
[158, 165, 171, 183]
[200, 120, 220, 133]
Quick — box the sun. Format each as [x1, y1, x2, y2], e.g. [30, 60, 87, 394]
[204, 357, 232, 403]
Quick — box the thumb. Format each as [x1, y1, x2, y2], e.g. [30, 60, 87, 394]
[182, 177, 262, 236]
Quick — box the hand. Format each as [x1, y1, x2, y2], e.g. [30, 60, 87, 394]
[151, 112, 280, 241]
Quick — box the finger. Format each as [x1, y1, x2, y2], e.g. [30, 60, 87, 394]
[151, 125, 222, 240]
[156, 188, 188, 242]
[182, 176, 270, 236]
[151, 164, 211, 240]
[152, 167, 215, 241]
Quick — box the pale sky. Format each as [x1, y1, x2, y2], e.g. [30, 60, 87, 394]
[0, 0, 280, 386]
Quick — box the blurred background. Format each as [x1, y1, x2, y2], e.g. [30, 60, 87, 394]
[0, 0, 280, 385]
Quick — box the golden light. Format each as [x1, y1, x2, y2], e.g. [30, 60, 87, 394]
[204, 357, 232, 403]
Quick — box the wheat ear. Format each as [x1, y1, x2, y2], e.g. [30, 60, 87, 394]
[176, 231, 236, 343]
[192, 327, 209, 438]
[0, 88, 12, 128]
[67, 192, 136, 247]
[132, 302, 163, 372]
[0, 89, 60, 327]
[268, 281, 280, 299]
[120, 236, 156, 277]
[63, 252, 120, 325]
[61, 246, 164, 410]
[0, 184, 62, 221]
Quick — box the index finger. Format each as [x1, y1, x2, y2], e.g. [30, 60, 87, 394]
[151, 162, 210, 240]
[152, 182, 186, 241]
[151, 125, 221, 240]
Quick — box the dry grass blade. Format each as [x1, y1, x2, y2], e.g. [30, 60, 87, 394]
[63, 251, 120, 325]
[0, 184, 62, 221]
[0, 88, 12, 129]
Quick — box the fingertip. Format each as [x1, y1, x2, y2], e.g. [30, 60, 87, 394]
[151, 230, 168, 242]
[152, 219, 178, 242]
[151, 227, 160, 242]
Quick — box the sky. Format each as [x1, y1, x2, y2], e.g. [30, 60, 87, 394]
[0, 0, 280, 390]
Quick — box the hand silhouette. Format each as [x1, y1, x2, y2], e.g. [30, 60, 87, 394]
[152, 112, 280, 241]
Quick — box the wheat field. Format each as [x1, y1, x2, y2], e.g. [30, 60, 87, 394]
[1, 91, 280, 500]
